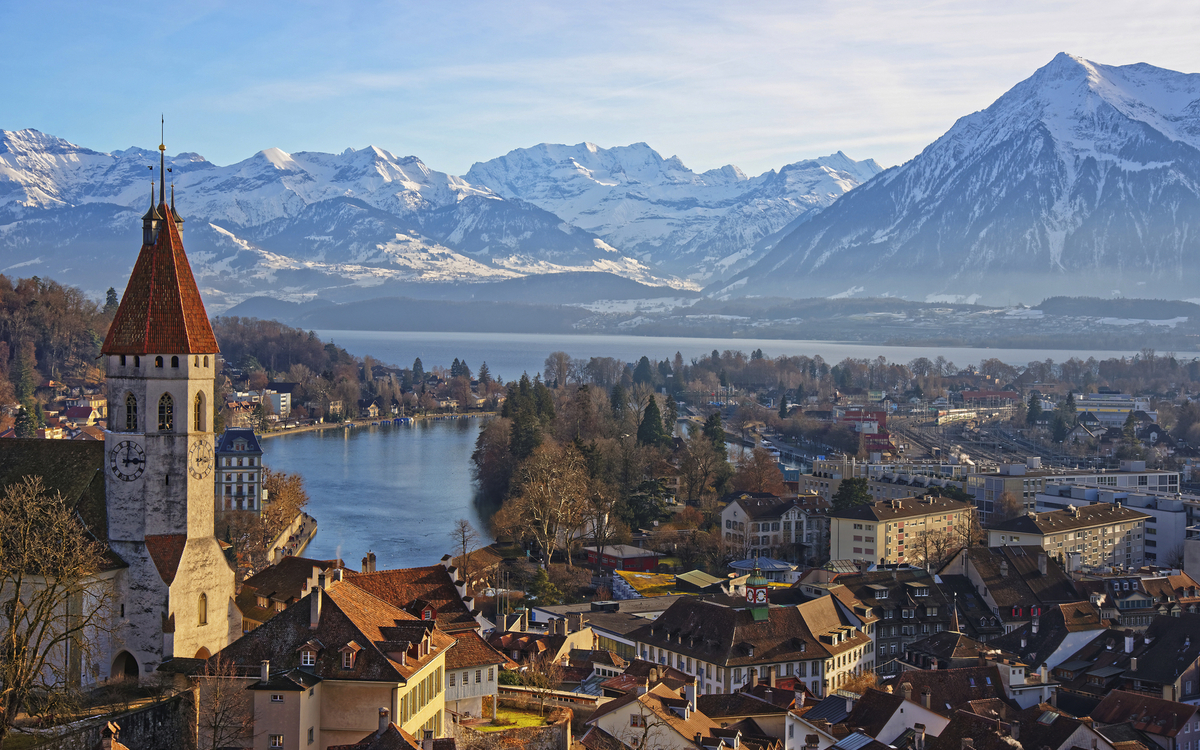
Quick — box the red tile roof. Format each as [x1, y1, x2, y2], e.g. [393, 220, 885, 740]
[345, 564, 478, 633]
[144, 533, 187, 585]
[101, 203, 219, 355]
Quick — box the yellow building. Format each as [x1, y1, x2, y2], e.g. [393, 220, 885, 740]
[829, 496, 975, 565]
[201, 575, 451, 750]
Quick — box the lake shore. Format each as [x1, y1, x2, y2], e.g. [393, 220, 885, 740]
[257, 411, 497, 440]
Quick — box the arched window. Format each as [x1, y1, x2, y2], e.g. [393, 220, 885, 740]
[155, 356, 163, 368]
[125, 393, 138, 431]
[171, 356, 179, 368]
[198, 593, 207, 625]
[133, 355, 140, 367]
[194, 356, 199, 367]
[203, 356, 209, 367]
[194, 393, 205, 431]
[158, 393, 174, 431]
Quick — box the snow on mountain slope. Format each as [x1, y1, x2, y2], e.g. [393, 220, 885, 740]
[465, 142, 882, 281]
[722, 53, 1200, 304]
[0, 130, 687, 303]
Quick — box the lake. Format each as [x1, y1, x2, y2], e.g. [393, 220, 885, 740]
[313, 330, 1185, 382]
[260, 418, 489, 569]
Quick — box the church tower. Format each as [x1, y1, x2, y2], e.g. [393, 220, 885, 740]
[100, 139, 240, 678]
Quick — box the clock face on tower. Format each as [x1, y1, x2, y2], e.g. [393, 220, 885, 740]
[189, 439, 214, 479]
[109, 440, 146, 481]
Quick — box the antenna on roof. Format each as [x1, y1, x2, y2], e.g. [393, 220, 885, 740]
[158, 115, 166, 205]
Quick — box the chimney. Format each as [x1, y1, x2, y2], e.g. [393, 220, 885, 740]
[695, 733, 703, 746]
[568, 612, 584, 633]
[978, 650, 987, 667]
[310, 587, 323, 629]
[914, 724, 926, 750]
[1125, 629, 1135, 653]
[378, 708, 390, 737]
[1010, 721, 1020, 741]
[260, 660, 270, 684]
[369, 551, 377, 572]
[1131, 657, 1138, 672]
[901, 682, 912, 701]
[768, 665, 777, 688]
[921, 687, 931, 710]
[1020, 637, 1026, 650]
[1032, 618, 1039, 635]
[795, 690, 806, 708]
[101, 722, 120, 750]
[1000, 560, 1008, 577]
[318, 572, 327, 590]
[423, 729, 434, 750]
[684, 681, 697, 709]
[1038, 553, 1048, 575]
[846, 695, 854, 715]
[750, 670, 759, 688]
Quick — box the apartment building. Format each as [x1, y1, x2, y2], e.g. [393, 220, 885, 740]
[966, 458, 1178, 523]
[829, 496, 975, 565]
[986, 503, 1151, 570]
[720, 493, 810, 562]
[802, 458, 971, 505]
[1037, 484, 1191, 566]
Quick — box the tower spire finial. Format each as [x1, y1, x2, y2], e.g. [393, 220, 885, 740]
[159, 115, 166, 205]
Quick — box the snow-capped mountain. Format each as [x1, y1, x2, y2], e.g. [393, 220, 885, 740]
[721, 53, 1200, 303]
[0, 131, 685, 307]
[465, 142, 881, 281]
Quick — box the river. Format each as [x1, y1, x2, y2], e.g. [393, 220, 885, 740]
[260, 419, 488, 569]
[313, 330, 1186, 382]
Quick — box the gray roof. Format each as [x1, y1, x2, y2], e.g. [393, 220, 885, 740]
[803, 694, 851, 723]
[216, 427, 263, 454]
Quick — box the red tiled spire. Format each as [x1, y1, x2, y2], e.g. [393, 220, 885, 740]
[101, 199, 219, 355]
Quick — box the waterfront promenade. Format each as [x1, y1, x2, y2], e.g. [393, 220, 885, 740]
[257, 411, 496, 440]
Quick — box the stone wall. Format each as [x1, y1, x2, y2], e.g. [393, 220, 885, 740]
[25, 690, 196, 750]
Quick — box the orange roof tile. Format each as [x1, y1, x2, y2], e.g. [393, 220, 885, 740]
[102, 202, 219, 355]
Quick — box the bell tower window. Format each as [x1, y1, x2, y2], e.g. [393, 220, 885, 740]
[198, 593, 208, 625]
[194, 393, 205, 431]
[171, 356, 179, 368]
[125, 393, 138, 431]
[155, 356, 164, 368]
[158, 393, 174, 431]
[203, 356, 209, 367]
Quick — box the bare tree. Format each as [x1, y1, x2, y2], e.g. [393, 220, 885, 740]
[261, 468, 310, 540]
[196, 652, 255, 750]
[910, 528, 958, 572]
[995, 491, 1023, 522]
[508, 442, 590, 569]
[520, 652, 564, 716]
[451, 519, 480, 586]
[0, 477, 112, 745]
[732, 447, 787, 494]
[586, 488, 621, 575]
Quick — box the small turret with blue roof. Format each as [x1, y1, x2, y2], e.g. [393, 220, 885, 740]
[215, 427, 264, 512]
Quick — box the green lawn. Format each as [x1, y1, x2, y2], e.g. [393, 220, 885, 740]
[474, 708, 550, 732]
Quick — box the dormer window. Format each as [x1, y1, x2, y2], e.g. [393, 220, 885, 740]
[257, 595, 269, 609]
[301, 650, 316, 667]
[342, 650, 355, 669]
[423, 609, 433, 621]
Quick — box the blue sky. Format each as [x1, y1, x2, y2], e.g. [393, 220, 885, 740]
[4, 1, 1200, 176]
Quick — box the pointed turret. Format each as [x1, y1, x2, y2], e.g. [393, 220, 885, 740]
[102, 138, 217, 356]
[170, 183, 184, 230]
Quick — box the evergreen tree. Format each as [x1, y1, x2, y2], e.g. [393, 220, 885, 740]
[1052, 415, 1070, 443]
[610, 384, 627, 420]
[637, 397, 669, 447]
[13, 404, 35, 438]
[459, 360, 471, 380]
[632, 356, 655, 386]
[702, 412, 726, 453]
[663, 397, 678, 435]
[831, 478, 872, 511]
[412, 357, 425, 383]
[451, 358, 462, 378]
[104, 287, 119, 314]
[1026, 393, 1043, 426]
[778, 394, 789, 419]
[477, 362, 491, 387]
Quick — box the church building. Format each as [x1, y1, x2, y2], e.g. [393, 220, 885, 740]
[0, 140, 241, 683]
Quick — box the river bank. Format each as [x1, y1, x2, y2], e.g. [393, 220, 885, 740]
[256, 411, 497, 440]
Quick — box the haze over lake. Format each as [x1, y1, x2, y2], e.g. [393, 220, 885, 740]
[314, 330, 1190, 382]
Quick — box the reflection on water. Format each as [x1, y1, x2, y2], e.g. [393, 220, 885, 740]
[258, 418, 490, 570]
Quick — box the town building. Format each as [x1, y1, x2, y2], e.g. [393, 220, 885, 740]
[585, 544, 662, 572]
[215, 427, 265, 512]
[986, 504, 1151, 570]
[629, 571, 875, 697]
[345, 557, 487, 635]
[202, 573, 452, 748]
[801, 458, 971, 507]
[443, 630, 511, 719]
[236, 556, 346, 632]
[941, 546, 1080, 634]
[720, 493, 810, 563]
[828, 496, 974, 565]
[1075, 391, 1156, 427]
[1037, 484, 1191, 567]
[966, 459, 1179, 522]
